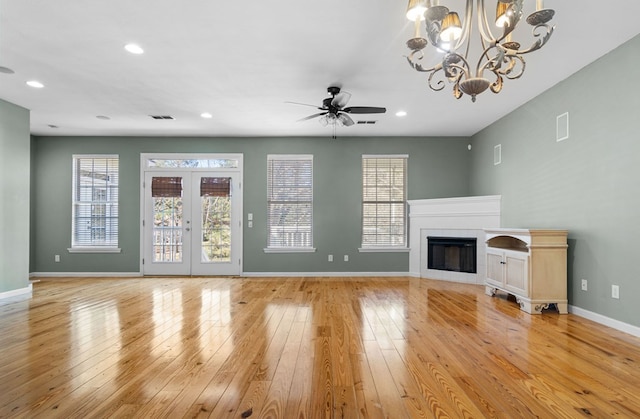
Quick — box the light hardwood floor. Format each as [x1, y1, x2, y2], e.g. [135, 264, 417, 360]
[1, 276, 640, 418]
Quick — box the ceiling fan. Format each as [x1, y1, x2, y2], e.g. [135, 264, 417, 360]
[289, 86, 386, 138]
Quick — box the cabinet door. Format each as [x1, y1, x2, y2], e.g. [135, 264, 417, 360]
[504, 251, 528, 296]
[486, 248, 505, 287]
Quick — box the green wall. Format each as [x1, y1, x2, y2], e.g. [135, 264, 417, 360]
[31, 135, 470, 273]
[469, 34, 640, 327]
[0, 99, 31, 293]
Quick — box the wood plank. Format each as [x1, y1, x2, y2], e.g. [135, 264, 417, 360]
[0, 276, 639, 418]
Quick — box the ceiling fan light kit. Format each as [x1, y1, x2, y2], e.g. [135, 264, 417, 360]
[405, 0, 556, 102]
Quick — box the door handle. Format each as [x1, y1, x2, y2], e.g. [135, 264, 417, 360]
[185, 228, 191, 231]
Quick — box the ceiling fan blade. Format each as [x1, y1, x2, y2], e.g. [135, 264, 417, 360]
[331, 91, 351, 108]
[297, 112, 327, 122]
[343, 106, 387, 114]
[337, 113, 355, 127]
[286, 101, 324, 109]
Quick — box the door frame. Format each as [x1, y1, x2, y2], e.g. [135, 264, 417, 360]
[139, 153, 243, 276]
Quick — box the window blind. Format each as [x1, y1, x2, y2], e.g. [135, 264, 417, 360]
[200, 177, 230, 197]
[267, 155, 313, 248]
[151, 176, 182, 197]
[361, 156, 407, 247]
[72, 155, 119, 248]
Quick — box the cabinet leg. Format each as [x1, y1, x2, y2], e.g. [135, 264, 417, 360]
[485, 286, 497, 297]
[516, 297, 534, 314]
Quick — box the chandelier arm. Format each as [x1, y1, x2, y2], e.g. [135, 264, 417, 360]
[516, 24, 555, 55]
[476, 0, 497, 44]
[453, 0, 475, 51]
[479, 51, 525, 80]
[405, 51, 441, 73]
[426, 18, 442, 47]
[473, 35, 497, 78]
[478, 45, 505, 73]
[443, 53, 472, 81]
[502, 55, 526, 79]
[496, 0, 524, 44]
[428, 69, 448, 92]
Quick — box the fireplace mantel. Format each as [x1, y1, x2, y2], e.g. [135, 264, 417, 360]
[408, 196, 501, 283]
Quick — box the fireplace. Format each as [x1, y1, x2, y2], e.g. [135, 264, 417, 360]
[427, 236, 477, 274]
[408, 196, 501, 284]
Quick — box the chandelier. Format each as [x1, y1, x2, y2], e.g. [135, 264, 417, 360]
[405, 0, 555, 102]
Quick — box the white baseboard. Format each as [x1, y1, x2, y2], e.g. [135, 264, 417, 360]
[569, 305, 640, 338]
[242, 272, 410, 278]
[30, 272, 142, 278]
[0, 284, 33, 300]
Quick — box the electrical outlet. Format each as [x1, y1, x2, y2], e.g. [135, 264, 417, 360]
[612, 285, 620, 299]
[581, 279, 587, 291]
[328, 254, 333, 262]
[343, 255, 349, 262]
[54, 254, 60, 262]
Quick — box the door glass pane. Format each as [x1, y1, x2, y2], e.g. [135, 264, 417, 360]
[200, 177, 231, 263]
[152, 177, 183, 262]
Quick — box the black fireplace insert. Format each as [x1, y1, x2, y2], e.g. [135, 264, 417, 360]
[427, 236, 477, 273]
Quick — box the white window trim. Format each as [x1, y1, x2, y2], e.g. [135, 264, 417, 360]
[266, 154, 314, 252]
[71, 154, 120, 253]
[358, 247, 409, 253]
[361, 154, 408, 250]
[141, 152, 243, 171]
[263, 247, 317, 254]
[68, 247, 121, 254]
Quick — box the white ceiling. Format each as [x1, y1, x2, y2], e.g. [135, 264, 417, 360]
[1, 1, 640, 138]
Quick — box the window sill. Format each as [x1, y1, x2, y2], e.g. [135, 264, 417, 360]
[264, 247, 317, 254]
[68, 247, 122, 254]
[358, 247, 410, 253]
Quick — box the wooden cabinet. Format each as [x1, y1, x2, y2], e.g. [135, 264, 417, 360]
[484, 229, 568, 314]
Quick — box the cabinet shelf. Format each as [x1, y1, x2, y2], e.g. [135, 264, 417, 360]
[484, 228, 568, 314]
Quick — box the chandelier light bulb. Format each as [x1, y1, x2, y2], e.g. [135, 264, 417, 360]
[406, 0, 428, 21]
[495, 3, 511, 28]
[440, 12, 462, 41]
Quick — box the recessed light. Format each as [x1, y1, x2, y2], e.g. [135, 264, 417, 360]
[27, 80, 44, 88]
[0, 66, 15, 74]
[124, 43, 144, 54]
[201, 112, 213, 119]
[395, 110, 407, 117]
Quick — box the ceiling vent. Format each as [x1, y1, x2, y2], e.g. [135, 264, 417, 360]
[357, 120, 377, 125]
[150, 115, 175, 120]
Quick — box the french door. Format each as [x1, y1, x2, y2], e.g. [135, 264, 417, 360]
[142, 171, 241, 276]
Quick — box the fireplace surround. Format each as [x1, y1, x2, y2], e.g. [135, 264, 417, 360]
[407, 196, 501, 284]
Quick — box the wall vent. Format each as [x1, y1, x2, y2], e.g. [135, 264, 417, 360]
[150, 115, 175, 120]
[494, 144, 502, 166]
[556, 112, 569, 142]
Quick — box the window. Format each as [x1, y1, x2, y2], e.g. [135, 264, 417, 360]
[361, 155, 408, 250]
[266, 155, 314, 252]
[70, 155, 120, 252]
